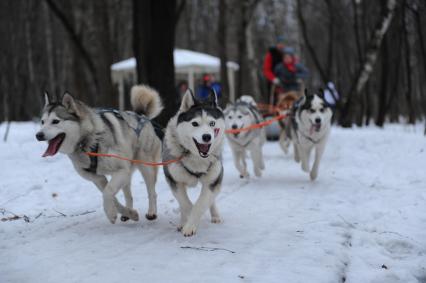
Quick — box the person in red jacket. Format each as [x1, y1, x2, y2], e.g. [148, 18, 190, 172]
[263, 36, 285, 101]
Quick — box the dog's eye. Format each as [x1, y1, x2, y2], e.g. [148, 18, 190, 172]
[310, 109, 315, 114]
[191, 121, 199, 127]
[238, 115, 242, 119]
[52, 119, 60, 125]
[228, 116, 232, 119]
[41, 120, 45, 125]
[209, 121, 215, 127]
[320, 108, 325, 113]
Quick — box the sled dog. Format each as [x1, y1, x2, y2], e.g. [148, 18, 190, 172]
[287, 89, 332, 180]
[224, 95, 265, 178]
[36, 85, 163, 223]
[163, 90, 225, 236]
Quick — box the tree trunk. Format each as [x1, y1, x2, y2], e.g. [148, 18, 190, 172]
[45, 0, 99, 105]
[403, 1, 415, 124]
[246, 20, 261, 101]
[296, 0, 328, 84]
[340, 0, 397, 127]
[376, 35, 389, 127]
[218, 0, 230, 105]
[133, 0, 178, 127]
[236, 0, 261, 97]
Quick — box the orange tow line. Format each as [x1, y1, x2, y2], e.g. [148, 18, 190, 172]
[85, 104, 286, 166]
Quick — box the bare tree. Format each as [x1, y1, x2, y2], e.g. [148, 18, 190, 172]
[133, 0, 179, 127]
[218, 0, 230, 104]
[340, 0, 397, 126]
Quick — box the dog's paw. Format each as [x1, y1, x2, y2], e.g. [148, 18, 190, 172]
[121, 208, 139, 222]
[106, 212, 117, 224]
[239, 172, 249, 179]
[104, 204, 118, 224]
[254, 168, 262, 177]
[145, 213, 157, 221]
[127, 209, 139, 221]
[211, 216, 222, 224]
[182, 223, 197, 237]
[310, 170, 318, 181]
[302, 163, 310, 173]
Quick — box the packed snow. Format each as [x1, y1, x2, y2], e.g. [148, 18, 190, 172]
[0, 122, 425, 283]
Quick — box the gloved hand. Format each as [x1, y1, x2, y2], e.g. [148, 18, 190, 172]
[272, 78, 280, 85]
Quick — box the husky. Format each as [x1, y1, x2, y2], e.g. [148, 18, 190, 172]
[163, 90, 225, 237]
[277, 91, 302, 154]
[35, 85, 163, 224]
[286, 89, 332, 180]
[224, 95, 265, 178]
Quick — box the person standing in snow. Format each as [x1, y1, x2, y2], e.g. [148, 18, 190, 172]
[274, 47, 309, 93]
[263, 36, 285, 97]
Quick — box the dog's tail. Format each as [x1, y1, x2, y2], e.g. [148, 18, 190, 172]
[130, 85, 163, 119]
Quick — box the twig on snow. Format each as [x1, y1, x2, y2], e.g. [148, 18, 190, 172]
[180, 246, 236, 254]
[338, 215, 356, 229]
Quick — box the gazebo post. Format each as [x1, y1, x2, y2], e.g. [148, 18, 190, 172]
[228, 68, 235, 102]
[188, 67, 195, 92]
[118, 73, 125, 111]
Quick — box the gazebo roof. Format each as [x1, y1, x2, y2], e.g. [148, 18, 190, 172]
[111, 48, 239, 74]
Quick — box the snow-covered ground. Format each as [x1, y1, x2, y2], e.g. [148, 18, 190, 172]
[1, 122, 425, 283]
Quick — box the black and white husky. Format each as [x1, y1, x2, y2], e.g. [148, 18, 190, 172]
[36, 85, 163, 223]
[163, 90, 225, 237]
[224, 95, 265, 178]
[287, 89, 332, 180]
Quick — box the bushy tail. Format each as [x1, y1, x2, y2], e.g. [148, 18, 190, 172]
[130, 85, 163, 119]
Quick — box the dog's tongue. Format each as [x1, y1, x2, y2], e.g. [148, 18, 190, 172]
[42, 136, 62, 157]
[310, 124, 321, 135]
[198, 143, 210, 153]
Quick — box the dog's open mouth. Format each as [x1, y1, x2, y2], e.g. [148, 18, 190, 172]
[310, 123, 321, 134]
[42, 133, 66, 157]
[193, 138, 211, 158]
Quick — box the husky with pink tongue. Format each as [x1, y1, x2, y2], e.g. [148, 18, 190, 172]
[163, 89, 226, 237]
[285, 89, 333, 181]
[36, 85, 163, 224]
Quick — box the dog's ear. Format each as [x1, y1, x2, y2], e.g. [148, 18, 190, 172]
[208, 88, 219, 108]
[304, 88, 313, 99]
[43, 91, 50, 107]
[62, 92, 81, 116]
[317, 88, 325, 98]
[179, 89, 196, 112]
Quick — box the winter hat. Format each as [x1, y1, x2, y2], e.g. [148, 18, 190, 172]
[276, 35, 285, 44]
[283, 47, 295, 55]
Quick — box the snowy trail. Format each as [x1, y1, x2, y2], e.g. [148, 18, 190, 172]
[0, 123, 425, 283]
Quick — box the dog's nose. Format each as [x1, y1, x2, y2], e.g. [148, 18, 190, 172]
[202, 134, 211, 143]
[36, 132, 45, 141]
[315, 118, 321, 124]
[232, 124, 238, 130]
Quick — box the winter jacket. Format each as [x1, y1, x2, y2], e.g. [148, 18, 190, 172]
[274, 62, 309, 92]
[196, 82, 222, 101]
[263, 47, 283, 82]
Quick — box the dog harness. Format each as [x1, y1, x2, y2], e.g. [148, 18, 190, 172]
[79, 108, 165, 174]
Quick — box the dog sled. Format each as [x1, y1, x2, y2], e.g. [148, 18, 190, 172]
[263, 80, 304, 140]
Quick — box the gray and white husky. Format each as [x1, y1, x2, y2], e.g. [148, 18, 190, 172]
[163, 90, 225, 237]
[224, 95, 265, 178]
[36, 85, 163, 223]
[287, 89, 332, 180]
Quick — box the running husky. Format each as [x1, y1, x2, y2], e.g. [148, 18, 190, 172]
[224, 95, 265, 178]
[36, 85, 163, 224]
[163, 90, 225, 237]
[287, 89, 332, 180]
